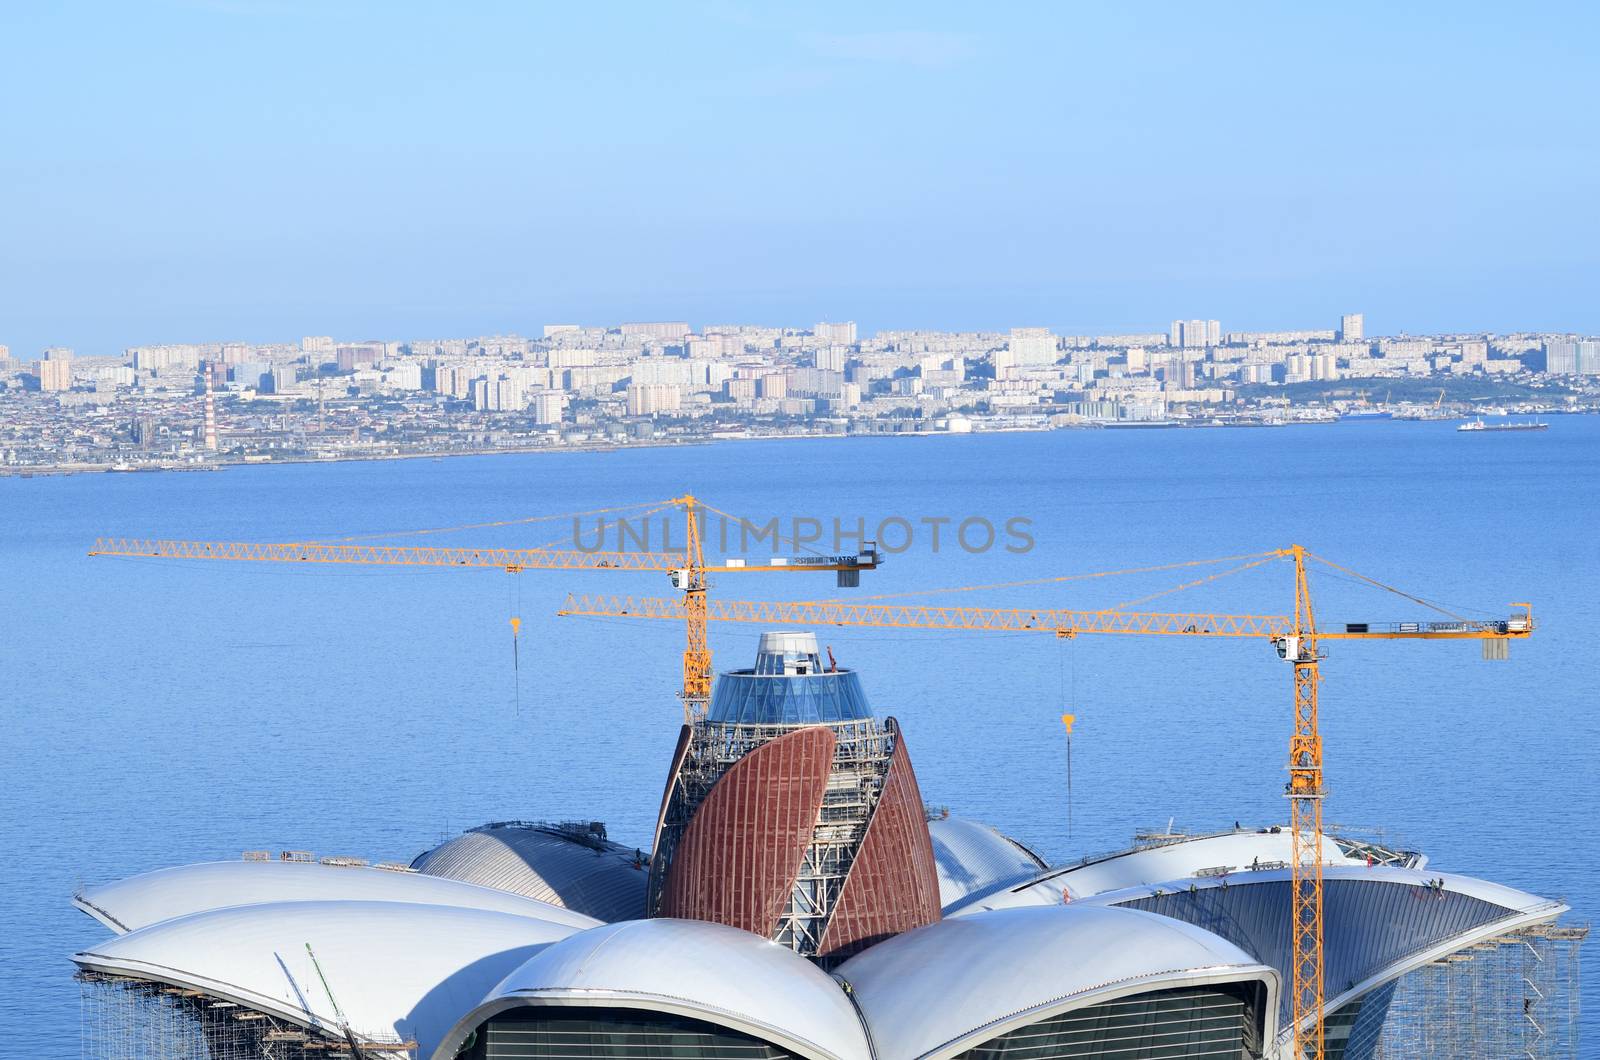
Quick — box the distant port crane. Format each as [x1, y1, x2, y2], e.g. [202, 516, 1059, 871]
[89, 494, 878, 721]
[559, 544, 1534, 1060]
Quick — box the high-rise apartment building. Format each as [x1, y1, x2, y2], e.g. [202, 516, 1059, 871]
[493, 378, 526, 412]
[38, 358, 73, 392]
[815, 321, 857, 346]
[814, 346, 847, 372]
[627, 382, 684, 415]
[1338, 313, 1364, 342]
[38, 347, 74, 392]
[335, 344, 382, 372]
[1170, 320, 1221, 348]
[468, 377, 527, 412]
[1007, 328, 1058, 366]
[1582, 341, 1600, 375]
[1544, 340, 1579, 375]
[531, 391, 566, 425]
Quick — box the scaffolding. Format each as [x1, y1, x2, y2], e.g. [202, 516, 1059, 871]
[1375, 922, 1587, 1059]
[649, 714, 896, 957]
[80, 973, 418, 1060]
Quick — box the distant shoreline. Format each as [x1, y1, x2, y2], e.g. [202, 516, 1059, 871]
[2, 412, 1590, 479]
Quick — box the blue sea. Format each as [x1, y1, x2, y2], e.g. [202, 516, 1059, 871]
[3, 419, 1596, 1054]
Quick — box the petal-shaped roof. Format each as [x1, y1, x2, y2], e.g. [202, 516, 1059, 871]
[434, 917, 871, 1060]
[835, 904, 1277, 1060]
[73, 900, 585, 1058]
[925, 816, 1046, 911]
[659, 725, 835, 935]
[411, 823, 648, 923]
[819, 723, 941, 960]
[75, 858, 600, 934]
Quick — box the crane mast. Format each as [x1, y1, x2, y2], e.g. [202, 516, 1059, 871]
[1286, 544, 1326, 1060]
[675, 494, 713, 720]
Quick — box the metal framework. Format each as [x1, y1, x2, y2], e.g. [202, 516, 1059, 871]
[1377, 923, 1588, 1058]
[79, 972, 416, 1059]
[658, 725, 835, 936]
[1286, 545, 1327, 1059]
[651, 712, 901, 957]
[817, 724, 943, 962]
[561, 544, 1534, 1059]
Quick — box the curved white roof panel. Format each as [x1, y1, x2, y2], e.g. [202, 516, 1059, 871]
[951, 828, 1379, 915]
[835, 904, 1277, 1060]
[411, 823, 649, 922]
[926, 816, 1046, 911]
[73, 900, 584, 1058]
[434, 918, 870, 1060]
[75, 859, 601, 934]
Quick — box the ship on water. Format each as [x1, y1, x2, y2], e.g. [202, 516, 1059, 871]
[70, 630, 1586, 1060]
[1458, 418, 1549, 432]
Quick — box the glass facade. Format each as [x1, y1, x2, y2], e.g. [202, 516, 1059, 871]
[707, 670, 873, 725]
[952, 983, 1265, 1060]
[466, 1006, 796, 1060]
[1320, 980, 1397, 1060]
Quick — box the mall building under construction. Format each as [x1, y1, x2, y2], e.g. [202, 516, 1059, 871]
[75, 632, 1584, 1059]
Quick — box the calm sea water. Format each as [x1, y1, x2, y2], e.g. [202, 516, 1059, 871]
[3, 420, 1596, 1054]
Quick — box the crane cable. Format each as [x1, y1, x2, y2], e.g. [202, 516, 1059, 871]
[1108, 554, 1281, 611]
[508, 572, 523, 717]
[1305, 551, 1472, 622]
[530, 502, 677, 553]
[693, 499, 841, 559]
[319, 498, 676, 544]
[1057, 636, 1076, 841]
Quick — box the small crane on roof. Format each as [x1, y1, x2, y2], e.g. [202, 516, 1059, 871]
[305, 942, 363, 1058]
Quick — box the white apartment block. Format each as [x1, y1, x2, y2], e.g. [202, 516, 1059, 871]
[814, 321, 857, 346]
[1008, 327, 1058, 366]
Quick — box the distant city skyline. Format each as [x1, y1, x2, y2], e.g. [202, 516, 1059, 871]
[7, 312, 1592, 474]
[13, 308, 1600, 364]
[3, 3, 1597, 355]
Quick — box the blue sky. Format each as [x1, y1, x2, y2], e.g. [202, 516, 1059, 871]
[2, 2, 1596, 354]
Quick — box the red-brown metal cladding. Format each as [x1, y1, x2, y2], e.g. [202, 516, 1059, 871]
[818, 718, 942, 961]
[658, 725, 835, 936]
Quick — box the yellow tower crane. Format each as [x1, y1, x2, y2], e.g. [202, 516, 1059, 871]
[558, 544, 1534, 1060]
[89, 494, 879, 722]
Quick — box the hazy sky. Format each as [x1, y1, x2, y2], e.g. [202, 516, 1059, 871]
[2, 2, 1596, 355]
